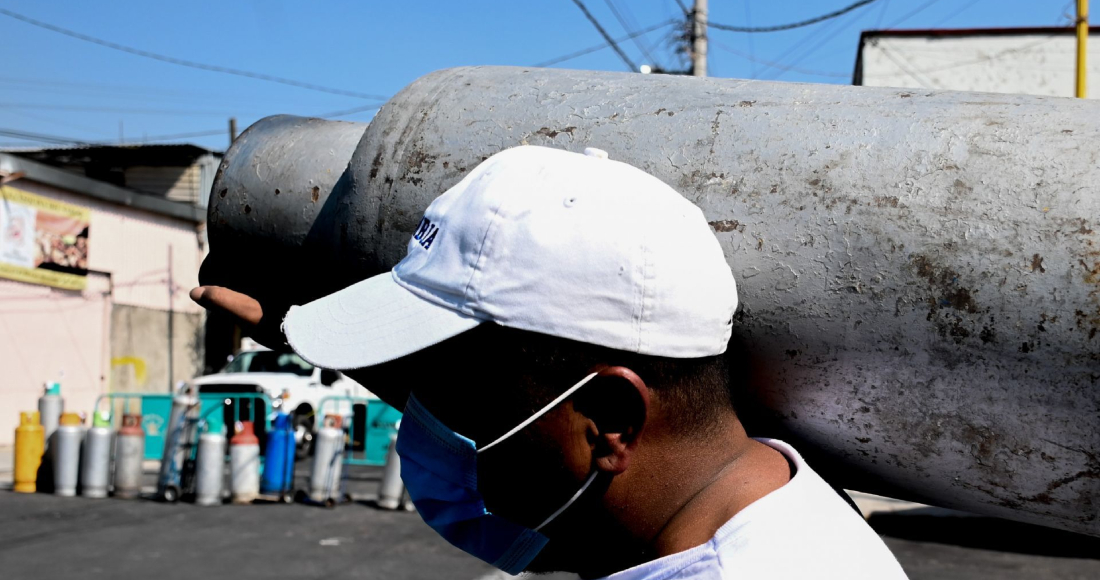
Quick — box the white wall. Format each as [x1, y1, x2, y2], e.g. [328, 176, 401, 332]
[860, 32, 1100, 98]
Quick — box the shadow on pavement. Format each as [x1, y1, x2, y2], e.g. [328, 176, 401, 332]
[868, 511, 1100, 559]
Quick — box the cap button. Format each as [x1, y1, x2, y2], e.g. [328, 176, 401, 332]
[584, 147, 609, 159]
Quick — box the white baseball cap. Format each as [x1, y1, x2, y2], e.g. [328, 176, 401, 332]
[283, 145, 737, 369]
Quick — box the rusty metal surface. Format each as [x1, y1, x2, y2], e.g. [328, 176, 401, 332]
[339, 67, 1100, 535]
[206, 67, 1099, 536]
[209, 114, 367, 253]
[204, 115, 368, 302]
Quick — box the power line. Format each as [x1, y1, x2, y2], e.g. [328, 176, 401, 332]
[874, 0, 892, 28]
[532, 20, 674, 67]
[603, 0, 659, 65]
[883, 0, 943, 30]
[865, 35, 1062, 79]
[0, 102, 386, 148]
[0, 102, 265, 116]
[708, 0, 880, 33]
[569, 0, 638, 71]
[129, 129, 227, 142]
[314, 104, 384, 118]
[877, 45, 937, 88]
[709, 39, 850, 77]
[6, 108, 114, 138]
[0, 128, 92, 146]
[0, 76, 344, 108]
[931, 0, 983, 28]
[765, 0, 878, 80]
[749, 3, 855, 78]
[0, 7, 388, 100]
[743, 0, 757, 78]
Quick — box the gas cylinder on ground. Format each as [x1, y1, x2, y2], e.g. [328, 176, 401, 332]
[195, 423, 227, 506]
[80, 411, 114, 499]
[53, 413, 84, 497]
[113, 413, 145, 499]
[309, 414, 344, 504]
[36, 381, 64, 492]
[230, 421, 260, 504]
[376, 433, 403, 510]
[13, 411, 44, 493]
[260, 412, 295, 498]
[156, 390, 198, 501]
[38, 382, 63, 442]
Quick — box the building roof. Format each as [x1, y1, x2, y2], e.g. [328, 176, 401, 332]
[8, 143, 221, 168]
[853, 26, 1099, 85]
[0, 153, 204, 223]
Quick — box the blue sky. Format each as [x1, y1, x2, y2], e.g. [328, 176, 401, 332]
[0, 1, 1080, 151]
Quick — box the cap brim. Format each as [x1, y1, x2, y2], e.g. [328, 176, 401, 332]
[283, 272, 482, 370]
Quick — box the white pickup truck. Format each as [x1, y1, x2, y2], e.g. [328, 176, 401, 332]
[190, 346, 374, 457]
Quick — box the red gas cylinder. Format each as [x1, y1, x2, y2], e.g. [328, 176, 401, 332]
[113, 413, 145, 499]
[230, 421, 260, 503]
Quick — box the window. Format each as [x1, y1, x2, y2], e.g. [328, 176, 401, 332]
[222, 351, 315, 377]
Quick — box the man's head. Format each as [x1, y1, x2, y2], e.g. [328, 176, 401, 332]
[359, 322, 737, 576]
[282, 145, 740, 576]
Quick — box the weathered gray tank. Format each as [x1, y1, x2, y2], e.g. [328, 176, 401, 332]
[205, 66, 1100, 536]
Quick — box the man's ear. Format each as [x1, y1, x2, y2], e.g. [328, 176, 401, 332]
[572, 366, 649, 475]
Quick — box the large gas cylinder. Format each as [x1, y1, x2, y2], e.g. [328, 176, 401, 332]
[13, 411, 44, 493]
[376, 433, 403, 510]
[157, 390, 198, 501]
[201, 115, 370, 306]
[52, 413, 84, 497]
[260, 412, 295, 497]
[230, 421, 260, 504]
[195, 425, 227, 506]
[37, 381, 63, 442]
[309, 414, 344, 504]
[204, 67, 1100, 536]
[113, 413, 145, 499]
[80, 411, 113, 498]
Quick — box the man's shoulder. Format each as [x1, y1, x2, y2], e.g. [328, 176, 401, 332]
[705, 439, 909, 579]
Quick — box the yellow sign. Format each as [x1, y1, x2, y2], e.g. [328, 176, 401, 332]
[0, 185, 91, 290]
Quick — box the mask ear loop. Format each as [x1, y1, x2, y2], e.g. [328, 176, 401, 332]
[534, 470, 599, 532]
[477, 371, 599, 454]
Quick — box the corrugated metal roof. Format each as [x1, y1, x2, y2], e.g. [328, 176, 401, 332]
[0, 153, 204, 223]
[5, 143, 222, 167]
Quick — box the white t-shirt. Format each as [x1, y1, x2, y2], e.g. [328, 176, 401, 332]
[599, 439, 908, 580]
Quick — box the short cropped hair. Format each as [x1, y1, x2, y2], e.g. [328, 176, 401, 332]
[464, 324, 735, 438]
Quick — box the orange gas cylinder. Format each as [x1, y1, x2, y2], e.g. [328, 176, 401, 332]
[14, 411, 44, 493]
[230, 421, 260, 503]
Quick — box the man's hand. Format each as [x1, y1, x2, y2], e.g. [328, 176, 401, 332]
[190, 285, 288, 349]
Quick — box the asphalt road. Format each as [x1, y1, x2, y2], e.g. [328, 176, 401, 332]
[0, 486, 1097, 580]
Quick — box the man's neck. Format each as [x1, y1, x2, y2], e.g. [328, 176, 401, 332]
[633, 424, 793, 558]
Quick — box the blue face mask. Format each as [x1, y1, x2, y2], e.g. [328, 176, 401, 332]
[396, 372, 600, 575]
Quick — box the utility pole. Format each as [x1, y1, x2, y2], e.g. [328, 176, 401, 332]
[1076, 0, 1089, 98]
[229, 117, 238, 144]
[691, 0, 708, 77]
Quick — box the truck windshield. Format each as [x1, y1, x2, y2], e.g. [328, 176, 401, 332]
[224, 351, 314, 377]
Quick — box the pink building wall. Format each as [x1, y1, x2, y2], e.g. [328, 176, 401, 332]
[0, 177, 203, 444]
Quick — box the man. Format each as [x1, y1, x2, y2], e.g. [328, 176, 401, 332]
[192, 146, 907, 579]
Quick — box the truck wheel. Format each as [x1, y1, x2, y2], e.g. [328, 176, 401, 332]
[294, 410, 314, 460]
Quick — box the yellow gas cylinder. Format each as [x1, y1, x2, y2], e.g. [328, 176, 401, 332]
[14, 411, 45, 493]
